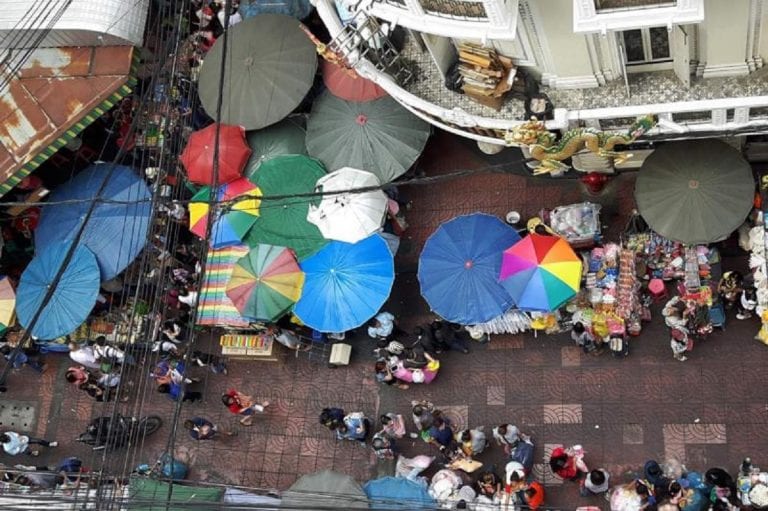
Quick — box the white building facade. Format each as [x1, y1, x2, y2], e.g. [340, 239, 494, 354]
[313, 0, 768, 151]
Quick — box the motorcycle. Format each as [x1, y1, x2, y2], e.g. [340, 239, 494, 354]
[77, 414, 162, 450]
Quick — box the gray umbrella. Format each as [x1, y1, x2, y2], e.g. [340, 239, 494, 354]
[244, 116, 307, 180]
[198, 14, 317, 130]
[634, 139, 754, 245]
[306, 92, 430, 183]
[281, 470, 370, 509]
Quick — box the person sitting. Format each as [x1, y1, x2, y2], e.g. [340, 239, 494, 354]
[476, 470, 501, 500]
[336, 412, 370, 443]
[319, 407, 345, 431]
[522, 481, 545, 510]
[549, 446, 584, 481]
[367, 311, 396, 340]
[65, 366, 95, 386]
[374, 360, 409, 390]
[717, 271, 743, 309]
[430, 320, 469, 354]
[457, 427, 487, 457]
[571, 322, 596, 354]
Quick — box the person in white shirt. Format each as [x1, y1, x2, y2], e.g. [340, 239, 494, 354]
[67, 343, 101, 370]
[1, 431, 57, 456]
[93, 337, 135, 366]
[581, 468, 610, 496]
[367, 311, 396, 340]
[492, 424, 521, 455]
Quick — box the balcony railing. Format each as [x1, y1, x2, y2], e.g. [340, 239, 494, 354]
[595, 0, 676, 11]
[420, 0, 488, 20]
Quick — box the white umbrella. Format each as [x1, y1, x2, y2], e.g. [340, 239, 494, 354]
[307, 167, 388, 243]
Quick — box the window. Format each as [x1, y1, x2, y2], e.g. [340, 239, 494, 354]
[622, 26, 671, 67]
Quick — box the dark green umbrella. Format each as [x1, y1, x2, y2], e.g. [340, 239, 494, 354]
[244, 155, 327, 260]
[198, 14, 317, 130]
[635, 139, 754, 244]
[243, 117, 307, 180]
[306, 92, 430, 183]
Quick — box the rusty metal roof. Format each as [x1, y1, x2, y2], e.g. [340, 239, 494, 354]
[0, 46, 135, 196]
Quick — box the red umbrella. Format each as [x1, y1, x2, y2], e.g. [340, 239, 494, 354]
[179, 123, 252, 185]
[321, 60, 387, 102]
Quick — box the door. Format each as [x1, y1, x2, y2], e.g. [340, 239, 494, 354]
[671, 25, 690, 87]
[617, 39, 631, 98]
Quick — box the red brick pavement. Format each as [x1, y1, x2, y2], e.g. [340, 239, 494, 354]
[2, 130, 767, 510]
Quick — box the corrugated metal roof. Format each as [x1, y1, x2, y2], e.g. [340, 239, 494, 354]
[0, 46, 135, 196]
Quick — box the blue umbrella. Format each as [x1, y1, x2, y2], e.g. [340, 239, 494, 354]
[418, 213, 520, 324]
[35, 163, 151, 280]
[363, 477, 435, 510]
[293, 234, 394, 332]
[17, 244, 100, 340]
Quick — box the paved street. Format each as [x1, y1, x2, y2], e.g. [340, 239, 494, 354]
[2, 131, 767, 509]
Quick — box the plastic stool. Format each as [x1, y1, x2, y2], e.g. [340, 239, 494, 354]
[648, 278, 668, 303]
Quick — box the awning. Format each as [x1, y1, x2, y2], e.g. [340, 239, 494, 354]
[0, 46, 137, 196]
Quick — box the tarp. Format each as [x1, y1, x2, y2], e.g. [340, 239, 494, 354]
[128, 478, 223, 510]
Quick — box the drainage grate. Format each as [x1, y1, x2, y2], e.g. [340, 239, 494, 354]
[0, 401, 37, 431]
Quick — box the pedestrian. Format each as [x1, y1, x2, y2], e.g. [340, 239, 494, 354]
[65, 366, 94, 386]
[424, 416, 453, 448]
[183, 417, 233, 440]
[93, 336, 135, 368]
[549, 445, 587, 481]
[336, 412, 370, 443]
[670, 328, 689, 362]
[371, 431, 396, 459]
[189, 350, 228, 374]
[158, 382, 202, 403]
[1, 431, 57, 457]
[430, 320, 470, 354]
[367, 311, 396, 340]
[374, 360, 409, 390]
[503, 461, 527, 505]
[269, 325, 309, 352]
[319, 407, 345, 430]
[522, 481, 545, 510]
[571, 322, 596, 354]
[2, 344, 46, 373]
[492, 423, 521, 455]
[476, 470, 501, 500]
[222, 389, 269, 426]
[411, 400, 436, 432]
[161, 319, 186, 343]
[581, 468, 610, 497]
[67, 342, 101, 370]
[379, 413, 406, 439]
[457, 426, 487, 457]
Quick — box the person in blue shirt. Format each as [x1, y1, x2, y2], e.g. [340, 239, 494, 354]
[157, 381, 202, 402]
[425, 417, 454, 448]
[335, 412, 370, 443]
[183, 417, 232, 440]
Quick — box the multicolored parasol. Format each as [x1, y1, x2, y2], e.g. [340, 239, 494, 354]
[499, 233, 582, 312]
[226, 244, 304, 322]
[0, 276, 15, 332]
[188, 178, 261, 248]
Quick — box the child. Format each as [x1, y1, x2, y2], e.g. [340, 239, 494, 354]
[222, 389, 269, 426]
[670, 328, 689, 362]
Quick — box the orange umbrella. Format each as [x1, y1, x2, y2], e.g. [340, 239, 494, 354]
[180, 124, 252, 185]
[321, 60, 387, 102]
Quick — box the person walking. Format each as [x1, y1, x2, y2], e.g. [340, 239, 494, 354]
[1, 431, 57, 457]
[670, 328, 689, 362]
[222, 389, 269, 426]
[183, 417, 234, 440]
[581, 468, 610, 497]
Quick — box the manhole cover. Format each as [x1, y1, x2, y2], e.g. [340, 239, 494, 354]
[0, 401, 37, 431]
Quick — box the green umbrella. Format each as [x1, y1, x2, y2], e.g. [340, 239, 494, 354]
[306, 92, 430, 183]
[198, 14, 317, 130]
[244, 117, 308, 180]
[282, 470, 370, 509]
[635, 139, 754, 245]
[244, 155, 328, 259]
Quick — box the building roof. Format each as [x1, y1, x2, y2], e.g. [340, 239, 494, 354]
[0, 46, 136, 196]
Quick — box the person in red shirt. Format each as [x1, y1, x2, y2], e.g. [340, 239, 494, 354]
[522, 481, 545, 510]
[221, 389, 269, 426]
[549, 446, 579, 480]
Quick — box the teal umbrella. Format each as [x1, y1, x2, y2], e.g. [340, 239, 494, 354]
[198, 14, 317, 130]
[306, 92, 430, 183]
[244, 155, 328, 260]
[635, 139, 754, 244]
[244, 117, 307, 180]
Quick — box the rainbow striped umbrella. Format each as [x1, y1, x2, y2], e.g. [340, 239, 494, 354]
[226, 244, 304, 322]
[0, 276, 15, 333]
[499, 233, 582, 312]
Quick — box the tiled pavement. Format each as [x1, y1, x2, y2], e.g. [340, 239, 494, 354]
[2, 131, 767, 509]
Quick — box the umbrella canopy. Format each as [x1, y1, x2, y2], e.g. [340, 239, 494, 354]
[293, 234, 394, 332]
[240, 0, 313, 19]
[17, 245, 99, 340]
[35, 163, 151, 280]
[307, 167, 388, 243]
[180, 123, 251, 185]
[198, 14, 317, 130]
[244, 117, 307, 180]
[499, 233, 582, 311]
[226, 244, 304, 322]
[244, 155, 328, 260]
[282, 470, 369, 509]
[635, 139, 755, 244]
[418, 213, 520, 325]
[306, 92, 430, 183]
[0, 276, 15, 333]
[321, 59, 387, 102]
[364, 477, 435, 510]
[188, 178, 261, 248]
